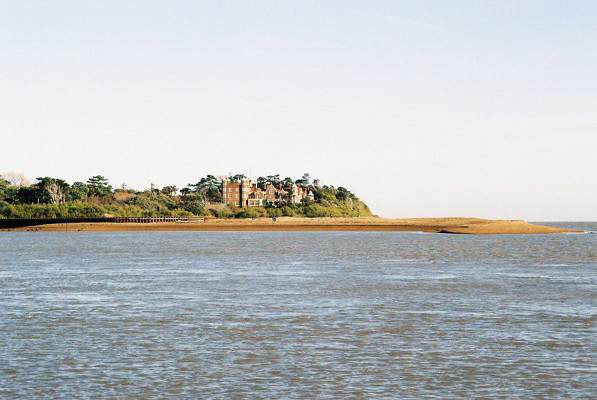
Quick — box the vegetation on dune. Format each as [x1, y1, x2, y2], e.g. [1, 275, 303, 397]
[0, 172, 373, 219]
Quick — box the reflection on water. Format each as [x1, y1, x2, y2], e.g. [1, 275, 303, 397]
[0, 231, 596, 398]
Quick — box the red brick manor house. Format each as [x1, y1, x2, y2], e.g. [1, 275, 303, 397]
[222, 178, 314, 208]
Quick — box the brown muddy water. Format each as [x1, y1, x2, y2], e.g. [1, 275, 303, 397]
[1, 225, 595, 398]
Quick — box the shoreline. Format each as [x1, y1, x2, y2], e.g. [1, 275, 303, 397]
[1, 217, 580, 234]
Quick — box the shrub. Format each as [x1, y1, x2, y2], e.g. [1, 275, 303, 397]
[180, 201, 205, 216]
[172, 209, 193, 217]
[209, 208, 232, 218]
[234, 207, 267, 219]
[266, 208, 282, 217]
[281, 206, 296, 217]
[0, 201, 17, 218]
[304, 204, 342, 218]
[128, 191, 176, 212]
[104, 205, 145, 217]
[61, 201, 105, 218]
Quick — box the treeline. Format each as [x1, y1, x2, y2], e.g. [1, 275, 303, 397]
[0, 172, 373, 219]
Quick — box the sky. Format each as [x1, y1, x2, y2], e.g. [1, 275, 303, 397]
[1, 0, 595, 220]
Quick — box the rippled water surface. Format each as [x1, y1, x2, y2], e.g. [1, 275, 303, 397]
[1, 229, 596, 398]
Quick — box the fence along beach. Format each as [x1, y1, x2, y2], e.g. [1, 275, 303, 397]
[0, 216, 204, 229]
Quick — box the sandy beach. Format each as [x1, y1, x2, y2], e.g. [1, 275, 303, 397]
[4, 217, 578, 234]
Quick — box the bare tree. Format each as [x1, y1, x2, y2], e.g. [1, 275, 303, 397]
[1, 171, 32, 188]
[45, 181, 64, 204]
[36, 177, 66, 204]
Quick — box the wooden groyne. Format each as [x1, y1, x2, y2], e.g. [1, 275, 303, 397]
[110, 217, 204, 223]
[0, 217, 204, 229]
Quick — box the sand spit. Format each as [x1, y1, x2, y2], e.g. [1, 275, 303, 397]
[4, 217, 578, 234]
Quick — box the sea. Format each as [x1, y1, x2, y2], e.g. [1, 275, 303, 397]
[0, 222, 595, 398]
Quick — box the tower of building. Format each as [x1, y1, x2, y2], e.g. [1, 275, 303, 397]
[222, 178, 230, 203]
[240, 178, 250, 208]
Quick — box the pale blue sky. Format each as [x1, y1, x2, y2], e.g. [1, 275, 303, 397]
[1, 0, 595, 219]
